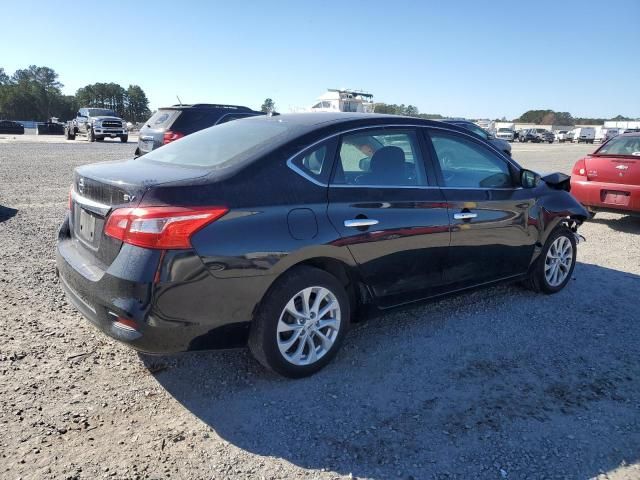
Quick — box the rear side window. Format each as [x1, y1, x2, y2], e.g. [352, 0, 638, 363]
[289, 138, 337, 184]
[333, 130, 425, 186]
[172, 110, 222, 134]
[429, 130, 512, 188]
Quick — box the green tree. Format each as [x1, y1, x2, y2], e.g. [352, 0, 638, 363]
[125, 85, 151, 122]
[404, 105, 419, 116]
[261, 98, 276, 113]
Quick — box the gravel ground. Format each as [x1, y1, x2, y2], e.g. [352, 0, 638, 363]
[1, 140, 639, 480]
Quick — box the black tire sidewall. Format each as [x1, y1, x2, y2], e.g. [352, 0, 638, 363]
[249, 266, 350, 378]
[537, 227, 577, 294]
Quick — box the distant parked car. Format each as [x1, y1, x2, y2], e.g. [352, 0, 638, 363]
[495, 127, 515, 142]
[555, 130, 570, 143]
[441, 119, 512, 156]
[519, 129, 541, 143]
[568, 127, 595, 144]
[603, 128, 621, 143]
[135, 103, 266, 156]
[65, 108, 128, 143]
[535, 129, 555, 144]
[571, 132, 640, 216]
[0, 120, 25, 135]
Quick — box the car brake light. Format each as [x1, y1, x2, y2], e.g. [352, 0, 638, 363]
[572, 158, 587, 177]
[104, 206, 228, 249]
[163, 130, 185, 144]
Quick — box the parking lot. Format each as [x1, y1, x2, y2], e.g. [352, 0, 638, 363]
[1, 139, 639, 479]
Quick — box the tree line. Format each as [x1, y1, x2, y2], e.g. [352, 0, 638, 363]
[374, 103, 444, 119]
[0, 65, 151, 122]
[515, 109, 636, 126]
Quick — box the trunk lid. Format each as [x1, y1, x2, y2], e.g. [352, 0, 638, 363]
[584, 154, 640, 185]
[71, 158, 211, 266]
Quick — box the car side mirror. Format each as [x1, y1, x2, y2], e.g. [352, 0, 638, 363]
[521, 169, 539, 188]
[359, 157, 371, 171]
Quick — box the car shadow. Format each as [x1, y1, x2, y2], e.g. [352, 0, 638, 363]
[589, 214, 640, 234]
[0, 205, 18, 223]
[141, 262, 640, 479]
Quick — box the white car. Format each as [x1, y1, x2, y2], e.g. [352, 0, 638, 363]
[555, 130, 570, 143]
[495, 128, 515, 142]
[568, 127, 595, 144]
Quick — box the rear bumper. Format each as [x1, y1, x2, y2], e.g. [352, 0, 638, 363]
[55, 216, 266, 353]
[571, 177, 640, 213]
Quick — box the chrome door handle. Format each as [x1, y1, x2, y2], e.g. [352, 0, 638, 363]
[344, 219, 379, 228]
[453, 212, 477, 220]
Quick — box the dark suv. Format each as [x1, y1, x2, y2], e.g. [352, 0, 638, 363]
[135, 104, 265, 156]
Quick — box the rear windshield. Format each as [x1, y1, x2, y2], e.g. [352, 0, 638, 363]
[145, 109, 179, 129]
[141, 117, 298, 168]
[596, 136, 640, 156]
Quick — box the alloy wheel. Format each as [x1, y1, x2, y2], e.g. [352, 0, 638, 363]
[277, 286, 341, 366]
[544, 235, 573, 287]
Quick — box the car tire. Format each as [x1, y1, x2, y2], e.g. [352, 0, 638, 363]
[120, 135, 129, 143]
[87, 128, 95, 142]
[524, 226, 577, 294]
[248, 266, 350, 378]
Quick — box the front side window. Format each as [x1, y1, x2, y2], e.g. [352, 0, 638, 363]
[333, 130, 425, 186]
[429, 131, 513, 188]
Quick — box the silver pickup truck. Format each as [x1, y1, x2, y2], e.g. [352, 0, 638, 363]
[64, 107, 128, 143]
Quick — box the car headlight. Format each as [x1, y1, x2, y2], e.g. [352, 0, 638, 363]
[121, 121, 127, 129]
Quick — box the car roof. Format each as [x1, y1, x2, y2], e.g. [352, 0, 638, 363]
[239, 112, 463, 129]
[159, 103, 257, 112]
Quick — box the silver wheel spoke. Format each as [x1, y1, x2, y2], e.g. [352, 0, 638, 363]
[316, 318, 338, 331]
[279, 327, 304, 351]
[305, 336, 318, 364]
[314, 329, 333, 350]
[317, 300, 337, 320]
[284, 299, 306, 322]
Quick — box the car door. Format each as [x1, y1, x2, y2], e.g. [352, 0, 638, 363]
[424, 127, 536, 289]
[77, 109, 88, 134]
[327, 127, 450, 306]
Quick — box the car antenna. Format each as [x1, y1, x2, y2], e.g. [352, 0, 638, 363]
[176, 95, 183, 106]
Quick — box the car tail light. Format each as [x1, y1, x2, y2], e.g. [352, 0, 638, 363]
[163, 130, 185, 144]
[572, 158, 587, 177]
[104, 206, 228, 249]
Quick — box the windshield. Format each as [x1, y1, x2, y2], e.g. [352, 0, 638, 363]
[596, 136, 640, 156]
[142, 117, 297, 168]
[87, 108, 118, 117]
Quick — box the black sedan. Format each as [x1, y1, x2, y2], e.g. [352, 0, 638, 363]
[0, 120, 24, 134]
[57, 113, 588, 378]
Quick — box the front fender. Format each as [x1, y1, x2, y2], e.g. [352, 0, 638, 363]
[536, 188, 588, 247]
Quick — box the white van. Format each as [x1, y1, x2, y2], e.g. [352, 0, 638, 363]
[569, 127, 595, 144]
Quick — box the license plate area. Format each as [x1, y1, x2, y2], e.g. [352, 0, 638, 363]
[601, 190, 630, 206]
[78, 208, 97, 242]
[142, 139, 154, 151]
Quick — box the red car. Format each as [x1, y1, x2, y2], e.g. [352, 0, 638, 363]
[571, 132, 640, 216]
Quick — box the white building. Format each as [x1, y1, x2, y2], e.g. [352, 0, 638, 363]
[309, 89, 375, 113]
